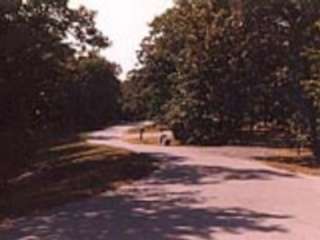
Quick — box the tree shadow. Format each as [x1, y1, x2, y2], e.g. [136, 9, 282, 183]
[145, 153, 296, 186]
[0, 145, 294, 239]
[1, 190, 290, 240]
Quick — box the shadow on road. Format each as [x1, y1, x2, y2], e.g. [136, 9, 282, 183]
[147, 152, 296, 186]
[1, 151, 293, 240]
[1, 191, 290, 240]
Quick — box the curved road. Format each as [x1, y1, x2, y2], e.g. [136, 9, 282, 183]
[2, 124, 320, 240]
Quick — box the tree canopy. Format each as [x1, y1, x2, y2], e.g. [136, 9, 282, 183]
[123, 0, 320, 157]
[0, 0, 122, 187]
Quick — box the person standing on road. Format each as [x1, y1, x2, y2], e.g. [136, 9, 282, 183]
[139, 127, 145, 142]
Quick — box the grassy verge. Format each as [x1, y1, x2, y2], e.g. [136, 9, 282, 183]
[0, 136, 158, 221]
[255, 148, 320, 175]
[125, 126, 320, 175]
[125, 136, 161, 145]
[124, 124, 180, 146]
[126, 123, 168, 134]
[125, 135, 181, 146]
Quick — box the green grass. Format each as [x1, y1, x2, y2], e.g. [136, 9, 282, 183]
[255, 148, 320, 176]
[126, 123, 169, 134]
[0, 136, 158, 221]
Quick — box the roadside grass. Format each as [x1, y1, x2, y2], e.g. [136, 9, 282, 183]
[125, 136, 161, 145]
[235, 129, 320, 175]
[0, 136, 158, 221]
[124, 123, 180, 146]
[126, 123, 169, 134]
[255, 148, 320, 176]
[125, 135, 181, 146]
[125, 125, 320, 175]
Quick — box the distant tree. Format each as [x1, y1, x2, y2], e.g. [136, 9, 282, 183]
[70, 55, 121, 129]
[121, 69, 150, 121]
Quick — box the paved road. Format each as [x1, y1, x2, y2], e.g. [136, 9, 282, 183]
[2, 124, 320, 240]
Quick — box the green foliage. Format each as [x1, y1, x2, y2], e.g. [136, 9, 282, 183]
[70, 55, 121, 129]
[124, 0, 320, 158]
[0, 1, 121, 186]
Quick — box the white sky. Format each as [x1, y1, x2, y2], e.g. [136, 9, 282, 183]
[69, 0, 173, 80]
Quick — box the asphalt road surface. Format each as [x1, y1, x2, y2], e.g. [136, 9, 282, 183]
[2, 123, 320, 240]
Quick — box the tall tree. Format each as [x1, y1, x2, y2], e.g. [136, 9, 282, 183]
[124, 0, 320, 158]
[0, 0, 119, 188]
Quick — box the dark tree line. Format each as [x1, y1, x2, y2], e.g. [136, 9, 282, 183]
[122, 0, 320, 159]
[0, 1, 121, 188]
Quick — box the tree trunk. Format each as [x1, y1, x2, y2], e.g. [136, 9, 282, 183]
[309, 112, 320, 160]
[0, 174, 9, 195]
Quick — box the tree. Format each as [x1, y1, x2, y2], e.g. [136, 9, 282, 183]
[243, 0, 320, 157]
[125, 0, 246, 144]
[126, 0, 320, 160]
[70, 55, 121, 129]
[0, 0, 118, 189]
